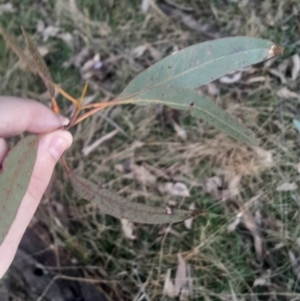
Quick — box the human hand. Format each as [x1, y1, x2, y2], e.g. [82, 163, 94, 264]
[0, 96, 72, 278]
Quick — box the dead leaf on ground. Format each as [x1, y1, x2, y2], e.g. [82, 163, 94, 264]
[159, 182, 190, 197]
[163, 269, 176, 298]
[207, 82, 219, 96]
[227, 212, 242, 233]
[228, 175, 241, 198]
[277, 87, 300, 100]
[131, 164, 156, 184]
[81, 53, 102, 72]
[79, 53, 108, 81]
[37, 46, 50, 57]
[274, 242, 285, 250]
[202, 176, 223, 199]
[253, 270, 271, 287]
[184, 202, 195, 229]
[242, 211, 264, 261]
[175, 253, 187, 296]
[59, 32, 73, 49]
[121, 219, 136, 240]
[173, 122, 187, 140]
[253, 147, 273, 167]
[62, 47, 91, 68]
[131, 45, 148, 58]
[202, 174, 263, 261]
[219, 72, 242, 84]
[276, 182, 297, 191]
[0, 3, 15, 15]
[131, 43, 161, 61]
[42, 26, 60, 41]
[114, 160, 131, 174]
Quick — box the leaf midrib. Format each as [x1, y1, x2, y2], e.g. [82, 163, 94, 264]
[121, 47, 268, 99]
[127, 95, 255, 145]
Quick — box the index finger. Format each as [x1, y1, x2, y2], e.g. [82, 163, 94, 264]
[0, 97, 69, 137]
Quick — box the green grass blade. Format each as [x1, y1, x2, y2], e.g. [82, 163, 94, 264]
[70, 174, 200, 224]
[120, 37, 283, 98]
[119, 86, 257, 146]
[0, 135, 39, 245]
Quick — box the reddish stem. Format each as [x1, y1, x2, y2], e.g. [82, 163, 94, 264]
[54, 84, 78, 105]
[72, 104, 111, 126]
[51, 97, 60, 114]
[60, 155, 71, 176]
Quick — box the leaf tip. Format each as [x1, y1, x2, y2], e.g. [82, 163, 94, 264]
[267, 44, 284, 59]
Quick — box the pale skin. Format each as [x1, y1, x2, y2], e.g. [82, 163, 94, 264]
[0, 97, 73, 278]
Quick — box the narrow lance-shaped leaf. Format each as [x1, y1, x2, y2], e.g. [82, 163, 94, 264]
[0, 26, 56, 98]
[69, 173, 201, 224]
[0, 135, 39, 245]
[120, 37, 283, 98]
[118, 86, 257, 146]
[21, 26, 55, 97]
[0, 25, 34, 71]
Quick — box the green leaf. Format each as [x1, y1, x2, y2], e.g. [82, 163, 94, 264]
[120, 37, 283, 98]
[118, 86, 257, 146]
[0, 135, 39, 245]
[116, 37, 283, 145]
[70, 173, 200, 224]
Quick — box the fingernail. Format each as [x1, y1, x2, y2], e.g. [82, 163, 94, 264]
[48, 135, 69, 160]
[57, 115, 70, 126]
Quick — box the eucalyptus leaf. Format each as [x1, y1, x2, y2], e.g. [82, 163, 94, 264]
[0, 26, 55, 97]
[0, 135, 39, 245]
[120, 37, 283, 98]
[119, 86, 257, 146]
[0, 26, 33, 70]
[70, 173, 200, 224]
[21, 26, 55, 97]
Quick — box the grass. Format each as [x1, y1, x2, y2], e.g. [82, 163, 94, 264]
[1, 0, 300, 300]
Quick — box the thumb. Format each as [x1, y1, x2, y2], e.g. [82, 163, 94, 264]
[0, 130, 72, 279]
[29, 130, 73, 200]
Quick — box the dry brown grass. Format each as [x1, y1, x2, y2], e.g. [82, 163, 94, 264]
[1, 0, 300, 300]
